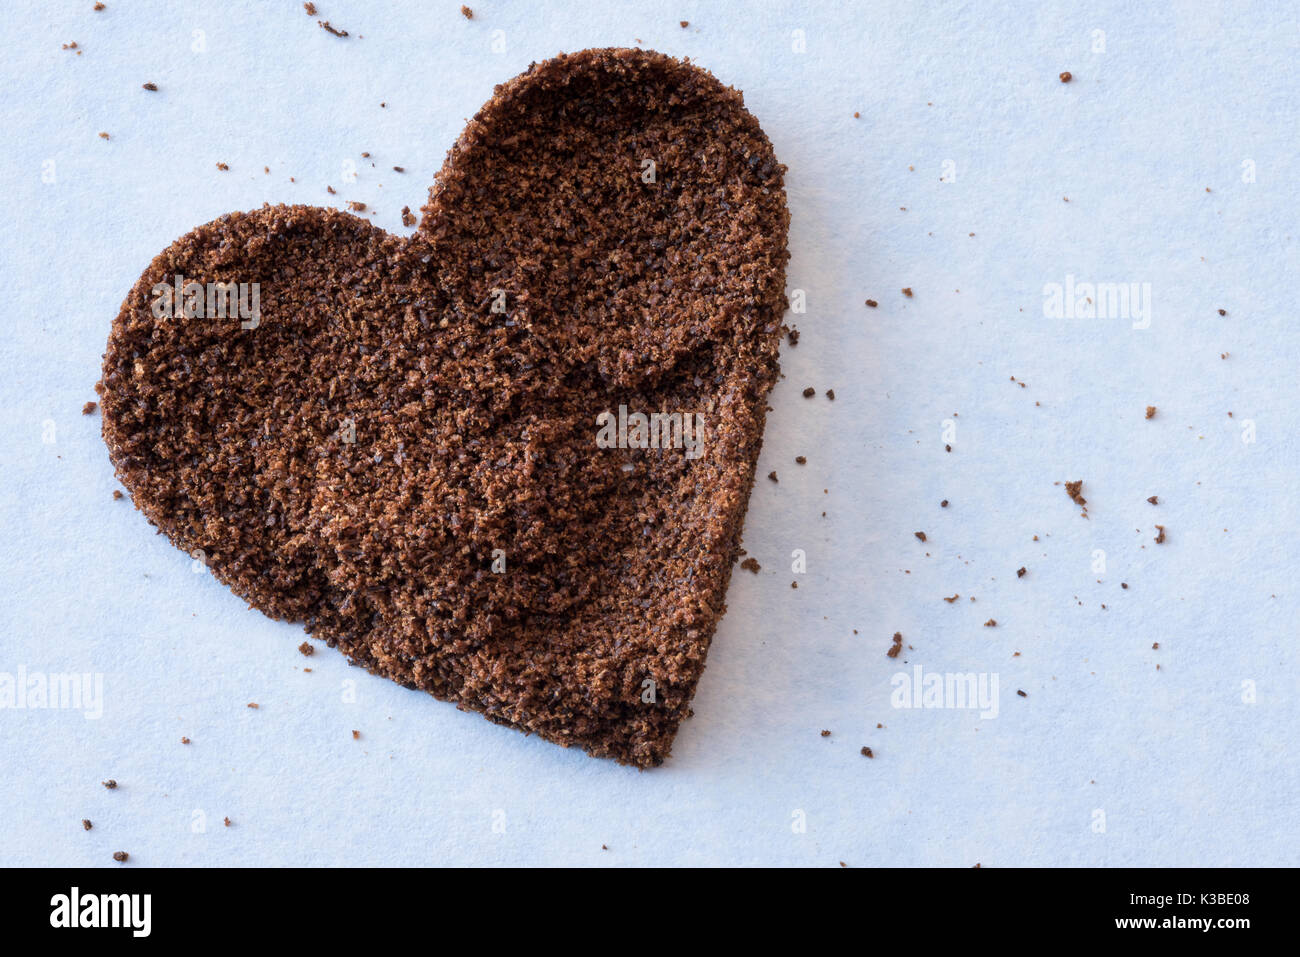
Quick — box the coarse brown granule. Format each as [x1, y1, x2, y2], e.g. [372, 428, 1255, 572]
[739, 557, 760, 574]
[112, 851, 128, 863]
[102, 50, 789, 769]
[825, 389, 835, 400]
[360, 152, 370, 158]
[1154, 525, 1166, 544]
[223, 817, 231, 826]
[326, 185, 336, 194]
[99, 132, 110, 139]
[1152, 642, 1159, 649]
[346, 200, 366, 212]
[983, 619, 996, 627]
[62, 42, 79, 50]
[790, 581, 797, 589]
[680, 21, 689, 28]
[1145, 405, 1156, 419]
[887, 632, 903, 658]
[768, 471, 779, 482]
[298, 641, 314, 656]
[945, 444, 951, 452]
[865, 299, 877, 307]
[112, 490, 123, 499]
[181, 736, 190, 744]
[352, 729, 360, 739]
[1059, 71, 1072, 82]
[1017, 689, 1027, 697]
[303, 2, 316, 14]
[940, 499, 948, 507]
[1218, 308, 1226, 316]
[914, 531, 926, 542]
[901, 287, 912, 297]
[82, 401, 97, 415]
[94, 2, 105, 9]
[1017, 566, 1026, 578]
[102, 779, 116, 789]
[860, 746, 873, 758]
[392, 166, 405, 173]
[82, 819, 93, 830]
[1147, 495, 1158, 505]
[400, 205, 416, 226]
[143, 82, 158, 91]
[1121, 582, 1128, 589]
[820, 729, 830, 737]
[943, 594, 959, 603]
[318, 20, 348, 37]
[795, 456, 806, 464]
[802, 386, 815, 397]
[215, 162, 229, 171]
[246, 702, 258, 709]
[1064, 480, 1086, 506]
[461, 5, 473, 18]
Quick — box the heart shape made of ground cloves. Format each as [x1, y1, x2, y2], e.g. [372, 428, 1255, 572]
[101, 48, 789, 767]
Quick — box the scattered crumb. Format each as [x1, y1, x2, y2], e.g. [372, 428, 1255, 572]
[298, 641, 314, 656]
[327, 185, 336, 194]
[82, 401, 97, 415]
[462, 5, 473, 18]
[112, 490, 123, 500]
[112, 851, 129, 863]
[224, 817, 231, 827]
[802, 387, 815, 398]
[767, 471, 778, 483]
[887, 632, 903, 658]
[102, 779, 117, 790]
[180, 736, 190, 745]
[1059, 71, 1072, 83]
[740, 557, 760, 574]
[347, 201, 367, 212]
[98, 132, 110, 139]
[1152, 642, 1159, 650]
[246, 702, 259, 709]
[1017, 567, 1026, 578]
[914, 531, 926, 542]
[820, 729, 831, 737]
[94, 2, 105, 9]
[1121, 582, 1128, 589]
[1218, 308, 1227, 316]
[795, 456, 806, 465]
[983, 619, 997, 627]
[865, 299, 878, 308]
[1145, 405, 1156, 419]
[901, 287, 913, 298]
[215, 162, 229, 171]
[860, 746, 874, 758]
[1064, 480, 1086, 506]
[1154, 525, 1166, 544]
[940, 499, 948, 507]
[318, 20, 348, 37]
[142, 82, 158, 91]
[943, 594, 959, 603]
[825, 389, 835, 400]
[1017, 689, 1028, 697]
[352, 730, 361, 740]
[401, 205, 417, 227]
[303, 2, 316, 14]
[392, 166, 405, 173]
[680, 20, 689, 28]
[82, 819, 92, 830]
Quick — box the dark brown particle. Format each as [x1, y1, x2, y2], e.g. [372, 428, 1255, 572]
[1059, 71, 1072, 83]
[102, 779, 116, 790]
[802, 387, 815, 398]
[82, 401, 97, 415]
[112, 851, 128, 863]
[298, 642, 314, 656]
[740, 557, 760, 574]
[1017, 567, 1026, 578]
[143, 82, 158, 91]
[1064, 480, 1086, 506]
[82, 819, 92, 830]
[1145, 405, 1156, 419]
[461, 5, 473, 18]
[914, 531, 926, 542]
[318, 20, 348, 37]
[887, 632, 903, 658]
[860, 746, 873, 758]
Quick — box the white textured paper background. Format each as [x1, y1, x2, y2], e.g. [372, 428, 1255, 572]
[1, 0, 1297, 867]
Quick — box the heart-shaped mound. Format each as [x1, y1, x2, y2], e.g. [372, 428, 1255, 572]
[101, 48, 789, 766]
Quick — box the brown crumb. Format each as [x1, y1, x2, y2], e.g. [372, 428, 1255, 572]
[1121, 582, 1128, 589]
[1147, 495, 1158, 505]
[102, 779, 116, 790]
[825, 389, 835, 400]
[352, 730, 361, 739]
[943, 594, 959, 603]
[820, 729, 831, 737]
[303, 2, 316, 14]
[680, 20, 689, 28]
[802, 387, 815, 398]
[1059, 71, 1072, 83]
[790, 581, 797, 589]
[865, 299, 877, 308]
[1017, 567, 1026, 578]
[112, 851, 128, 863]
[860, 746, 873, 758]
[246, 702, 259, 709]
[180, 736, 190, 744]
[112, 490, 123, 500]
[401, 205, 417, 227]
[1152, 642, 1159, 650]
[98, 132, 110, 139]
[886, 632, 903, 658]
[940, 499, 948, 507]
[326, 185, 336, 194]
[318, 20, 348, 37]
[767, 471, 778, 483]
[142, 82, 158, 91]
[739, 557, 760, 574]
[347, 201, 367, 212]
[82, 401, 97, 415]
[795, 456, 806, 465]
[94, 2, 105, 9]
[298, 641, 314, 656]
[215, 162, 229, 171]
[901, 287, 913, 298]
[1145, 405, 1156, 419]
[786, 328, 799, 346]
[392, 166, 405, 173]
[914, 531, 926, 542]
[462, 5, 473, 18]
[1218, 308, 1226, 316]
[224, 817, 231, 827]
[1064, 480, 1086, 507]
[82, 819, 92, 830]
[983, 619, 997, 627]
[1154, 525, 1166, 544]
[1017, 689, 1027, 697]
